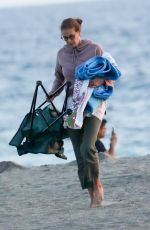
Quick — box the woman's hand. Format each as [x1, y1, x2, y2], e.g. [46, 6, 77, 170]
[88, 77, 105, 88]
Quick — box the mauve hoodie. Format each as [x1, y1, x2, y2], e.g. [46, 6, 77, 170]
[50, 39, 114, 96]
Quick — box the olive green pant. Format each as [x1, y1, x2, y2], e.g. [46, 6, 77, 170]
[67, 116, 101, 189]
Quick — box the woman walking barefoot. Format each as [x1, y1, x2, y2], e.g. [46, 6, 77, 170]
[48, 18, 114, 207]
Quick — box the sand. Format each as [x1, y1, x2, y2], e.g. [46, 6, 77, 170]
[0, 155, 150, 230]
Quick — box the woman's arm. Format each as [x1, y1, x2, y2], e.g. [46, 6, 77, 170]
[88, 44, 105, 88]
[94, 44, 115, 87]
[88, 77, 105, 88]
[47, 54, 65, 100]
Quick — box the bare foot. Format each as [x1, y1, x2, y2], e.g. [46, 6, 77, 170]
[88, 187, 93, 207]
[90, 177, 104, 208]
[97, 178, 104, 201]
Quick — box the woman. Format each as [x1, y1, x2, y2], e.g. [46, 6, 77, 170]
[49, 18, 114, 208]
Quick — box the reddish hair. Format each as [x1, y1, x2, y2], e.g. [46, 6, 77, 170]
[60, 18, 83, 32]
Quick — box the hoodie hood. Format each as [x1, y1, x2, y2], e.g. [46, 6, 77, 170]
[63, 39, 93, 53]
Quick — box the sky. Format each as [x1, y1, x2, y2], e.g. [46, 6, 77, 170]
[0, 0, 93, 8]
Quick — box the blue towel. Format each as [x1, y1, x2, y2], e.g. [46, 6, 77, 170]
[85, 96, 102, 113]
[92, 85, 113, 100]
[75, 55, 121, 81]
[84, 85, 113, 113]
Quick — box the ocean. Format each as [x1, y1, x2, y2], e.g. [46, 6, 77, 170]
[0, 0, 150, 166]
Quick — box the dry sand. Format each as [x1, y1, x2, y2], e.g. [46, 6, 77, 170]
[0, 155, 150, 230]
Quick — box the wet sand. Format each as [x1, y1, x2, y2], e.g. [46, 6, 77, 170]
[0, 155, 150, 230]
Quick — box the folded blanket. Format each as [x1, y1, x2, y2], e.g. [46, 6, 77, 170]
[92, 85, 113, 101]
[75, 55, 121, 81]
[102, 52, 118, 67]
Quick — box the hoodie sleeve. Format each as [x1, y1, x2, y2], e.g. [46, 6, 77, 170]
[95, 44, 104, 56]
[96, 45, 115, 87]
[49, 53, 65, 96]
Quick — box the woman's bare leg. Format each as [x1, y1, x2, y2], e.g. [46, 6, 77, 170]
[88, 187, 93, 207]
[90, 176, 104, 208]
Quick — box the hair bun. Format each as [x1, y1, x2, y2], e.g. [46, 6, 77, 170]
[60, 17, 83, 31]
[76, 18, 83, 25]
